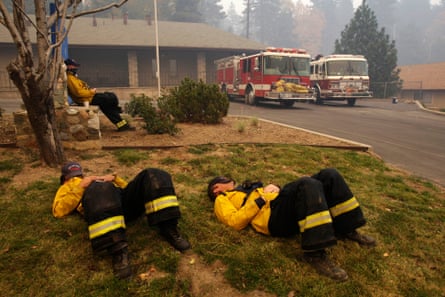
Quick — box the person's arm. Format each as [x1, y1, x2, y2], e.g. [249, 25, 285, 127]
[78, 174, 115, 188]
[79, 174, 128, 189]
[52, 179, 85, 218]
[66, 74, 95, 101]
[52, 175, 127, 218]
[214, 192, 266, 231]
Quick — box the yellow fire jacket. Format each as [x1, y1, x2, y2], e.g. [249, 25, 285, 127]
[66, 72, 96, 105]
[214, 187, 279, 235]
[52, 176, 128, 218]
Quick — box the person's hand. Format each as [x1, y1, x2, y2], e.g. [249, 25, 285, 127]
[79, 174, 115, 188]
[264, 184, 280, 193]
[101, 174, 116, 182]
[91, 88, 97, 93]
[211, 181, 235, 198]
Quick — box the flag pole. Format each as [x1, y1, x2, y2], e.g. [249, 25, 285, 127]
[154, 0, 161, 97]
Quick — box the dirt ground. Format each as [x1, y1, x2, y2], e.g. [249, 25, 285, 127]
[0, 114, 363, 149]
[99, 115, 362, 149]
[0, 113, 365, 297]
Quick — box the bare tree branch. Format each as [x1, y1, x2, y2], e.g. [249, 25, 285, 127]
[0, 2, 24, 48]
[67, 0, 128, 18]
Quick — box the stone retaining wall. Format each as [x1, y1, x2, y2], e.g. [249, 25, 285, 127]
[13, 106, 102, 150]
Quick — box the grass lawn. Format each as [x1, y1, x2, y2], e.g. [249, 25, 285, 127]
[0, 144, 443, 297]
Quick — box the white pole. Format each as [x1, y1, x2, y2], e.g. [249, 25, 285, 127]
[154, 0, 161, 97]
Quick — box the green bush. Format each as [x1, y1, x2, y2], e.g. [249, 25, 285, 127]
[159, 77, 229, 124]
[125, 94, 179, 135]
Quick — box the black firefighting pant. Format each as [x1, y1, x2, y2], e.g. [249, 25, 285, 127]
[268, 168, 366, 252]
[82, 168, 182, 254]
[91, 92, 127, 129]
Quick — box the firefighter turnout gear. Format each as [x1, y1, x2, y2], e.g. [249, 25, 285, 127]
[213, 168, 367, 252]
[53, 165, 190, 279]
[82, 181, 127, 254]
[65, 58, 134, 131]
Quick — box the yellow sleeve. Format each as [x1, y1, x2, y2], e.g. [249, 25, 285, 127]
[66, 73, 95, 103]
[214, 192, 261, 231]
[113, 176, 128, 188]
[52, 178, 85, 218]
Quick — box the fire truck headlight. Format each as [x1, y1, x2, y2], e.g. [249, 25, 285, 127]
[330, 82, 339, 89]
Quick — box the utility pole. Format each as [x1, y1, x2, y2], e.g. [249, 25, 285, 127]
[246, 0, 250, 38]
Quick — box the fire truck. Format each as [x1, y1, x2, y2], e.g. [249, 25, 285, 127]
[310, 54, 373, 106]
[215, 47, 315, 107]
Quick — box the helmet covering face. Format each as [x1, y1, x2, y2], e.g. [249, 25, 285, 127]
[207, 176, 234, 201]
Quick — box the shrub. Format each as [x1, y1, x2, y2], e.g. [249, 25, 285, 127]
[125, 94, 179, 135]
[159, 77, 229, 124]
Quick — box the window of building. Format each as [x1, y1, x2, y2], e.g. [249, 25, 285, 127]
[169, 59, 177, 77]
[151, 59, 157, 77]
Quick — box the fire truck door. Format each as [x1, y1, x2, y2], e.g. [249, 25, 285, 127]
[234, 60, 240, 89]
[252, 57, 262, 81]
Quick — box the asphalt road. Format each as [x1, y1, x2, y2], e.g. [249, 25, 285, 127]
[228, 98, 445, 187]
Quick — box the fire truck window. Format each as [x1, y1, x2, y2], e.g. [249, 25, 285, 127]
[319, 64, 325, 75]
[264, 56, 280, 75]
[290, 58, 310, 76]
[349, 61, 368, 76]
[243, 59, 251, 73]
[278, 58, 288, 74]
[254, 57, 260, 71]
[327, 61, 347, 76]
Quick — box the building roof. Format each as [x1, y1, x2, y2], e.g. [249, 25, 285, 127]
[399, 62, 445, 90]
[0, 15, 267, 51]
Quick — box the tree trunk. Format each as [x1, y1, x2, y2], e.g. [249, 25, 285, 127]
[23, 93, 65, 167]
[7, 63, 65, 167]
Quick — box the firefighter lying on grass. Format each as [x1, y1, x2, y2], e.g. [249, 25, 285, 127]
[52, 162, 191, 279]
[207, 168, 376, 282]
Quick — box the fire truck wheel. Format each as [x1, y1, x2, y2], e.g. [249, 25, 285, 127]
[315, 88, 323, 105]
[245, 89, 257, 105]
[347, 98, 356, 106]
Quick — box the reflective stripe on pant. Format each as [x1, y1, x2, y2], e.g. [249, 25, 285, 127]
[268, 177, 337, 251]
[330, 196, 360, 218]
[121, 168, 182, 225]
[88, 215, 126, 239]
[298, 210, 332, 233]
[145, 195, 180, 215]
[311, 168, 366, 233]
[82, 181, 127, 253]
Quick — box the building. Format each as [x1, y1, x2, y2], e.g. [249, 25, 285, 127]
[0, 15, 267, 100]
[398, 62, 445, 109]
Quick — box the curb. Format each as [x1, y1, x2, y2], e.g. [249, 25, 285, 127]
[414, 100, 445, 116]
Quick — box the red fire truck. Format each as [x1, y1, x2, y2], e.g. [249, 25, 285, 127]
[215, 47, 315, 107]
[310, 54, 373, 106]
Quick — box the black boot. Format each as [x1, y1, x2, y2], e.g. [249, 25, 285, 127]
[159, 220, 191, 252]
[338, 230, 377, 247]
[112, 247, 132, 279]
[303, 250, 348, 282]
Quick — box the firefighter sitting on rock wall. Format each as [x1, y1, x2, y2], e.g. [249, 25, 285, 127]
[52, 162, 191, 279]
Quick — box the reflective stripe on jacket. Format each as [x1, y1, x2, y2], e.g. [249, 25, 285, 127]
[214, 188, 279, 235]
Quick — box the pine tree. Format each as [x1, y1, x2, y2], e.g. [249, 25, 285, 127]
[199, 0, 226, 28]
[334, 1, 401, 97]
